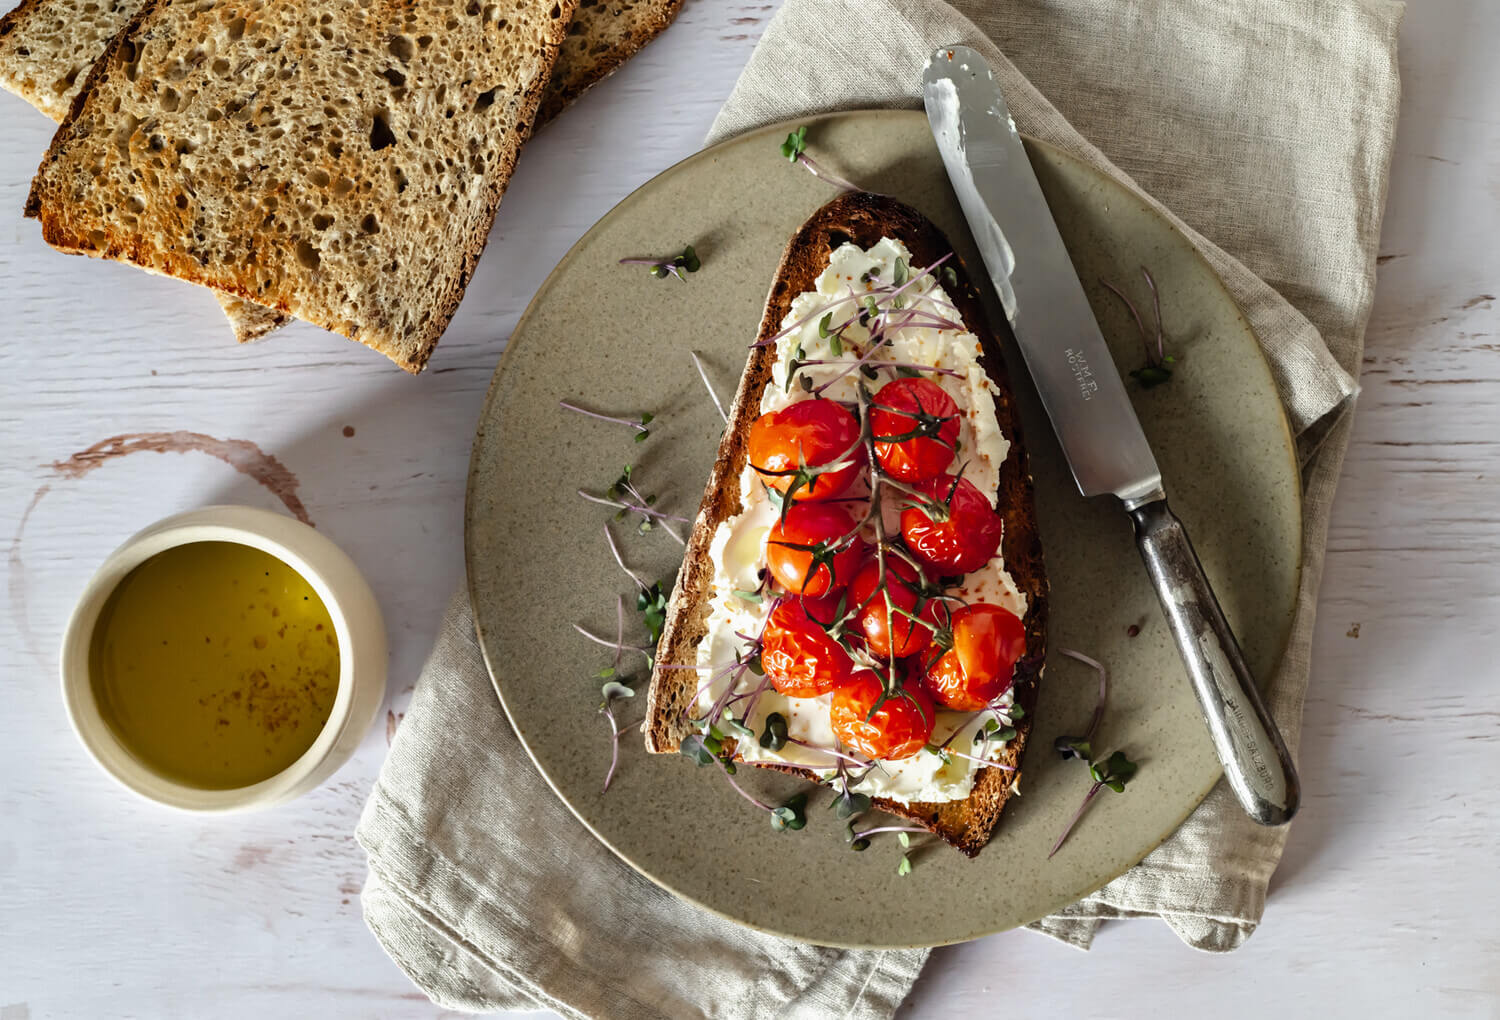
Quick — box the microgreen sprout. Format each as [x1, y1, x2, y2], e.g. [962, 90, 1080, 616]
[829, 773, 872, 820]
[1053, 648, 1108, 761]
[1048, 750, 1139, 858]
[588, 465, 686, 543]
[681, 728, 810, 833]
[619, 245, 701, 281]
[574, 622, 652, 662]
[1100, 267, 1175, 388]
[604, 521, 651, 593]
[577, 489, 692, 533]
[559, 400, 654, 440]
[770, 793, 808, 832]
[783, 737, 869, 769]
[779, 125, 863, 193]
[759, 712, 789, 751]
[598, 672, 638, 793]
[846, 823, 928, 872]
[637, 581, 669, 647]
[689, 351, 729, 424]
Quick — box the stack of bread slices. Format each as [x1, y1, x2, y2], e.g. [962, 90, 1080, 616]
[0, 0, 683, 370]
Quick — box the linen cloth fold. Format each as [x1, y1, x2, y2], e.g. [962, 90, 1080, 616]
[358, 0, 1404, 1012]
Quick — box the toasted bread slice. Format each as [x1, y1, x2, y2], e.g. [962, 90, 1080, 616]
[1, 0, 681, 349]
[644, 193, 1048, 857]
[23, 0, 576, 371]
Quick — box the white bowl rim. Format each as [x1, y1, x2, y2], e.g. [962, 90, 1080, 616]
[59, 505, 382, 812]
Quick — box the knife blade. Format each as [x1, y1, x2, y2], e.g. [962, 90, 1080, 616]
[923, 45, 1300, 826]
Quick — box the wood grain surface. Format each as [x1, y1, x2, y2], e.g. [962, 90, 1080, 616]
[2, 1, 1497, 1017]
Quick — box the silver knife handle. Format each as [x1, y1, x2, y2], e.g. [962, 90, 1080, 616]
[1129, 498, 1301, 825]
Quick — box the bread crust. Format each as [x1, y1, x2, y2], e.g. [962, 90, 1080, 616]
[23, 0, 579, 373]
[644, 193, 1048, 856]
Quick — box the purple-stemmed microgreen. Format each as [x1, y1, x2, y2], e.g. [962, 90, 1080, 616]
[574, 622, 653, 663]
[750, 252, 954, 358]
[795, 357, 963, 381]
[1053, 648, 1108, 761]
[590, 465, 685, 542]
[848, 823, 928, 844]
[924, 741, 1017, 772]
[758, 711, 789, 751]
[1048, 750, 1139, 858]
[598, 674, 639, 793]
[604, 521, 651, 594]
[689, 351, 729, 424]
[679, 730, 809, 831]
[611, 594, 625, 669]
[619, 245, 700, 281]
[846, 823, 928, 872]
[780, 125, 862, 193]
[577, 489, 692, 531]
[783, 737, 871, 769]
[560, 400, 654, 441]
[1101, 267, 1174, 388]
[828, 761, 875, 819]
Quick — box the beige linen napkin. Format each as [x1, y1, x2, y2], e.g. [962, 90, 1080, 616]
[358, 0, 1404, 1011]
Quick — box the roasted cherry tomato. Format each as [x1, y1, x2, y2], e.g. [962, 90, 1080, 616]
[760, 599, 854, 697]
[829, 670, 936, 761]
[899, 474, 1003, 575]
[748, 400, 863, 502]
[846, 556, 942, 660]
[798, 592, 846, 628]
[766, 504, 863, 597]
[870, 377, 960, 483]
[920, 604, 1026, 710]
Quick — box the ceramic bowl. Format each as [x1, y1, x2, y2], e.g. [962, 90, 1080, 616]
[60, 505, 386, 811]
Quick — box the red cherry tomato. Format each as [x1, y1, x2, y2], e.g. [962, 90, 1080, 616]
[899, 474, 1003, 575]
[870, 378, 960, 483]
[829, 670, 936, 761]
[760, 599, 854, 697]
[766, 504, 863, 597]
[846, 556, 942, 660]
[798, 592, 845, 628]
[748, 401, 863, 502]
[920, 604, 1026, 710]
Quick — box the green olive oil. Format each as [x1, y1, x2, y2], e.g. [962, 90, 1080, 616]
[89, 541, 340, 789]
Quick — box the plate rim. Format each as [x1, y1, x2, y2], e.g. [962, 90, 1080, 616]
[464, 108, 1304, 948]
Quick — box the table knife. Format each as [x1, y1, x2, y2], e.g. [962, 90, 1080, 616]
[922, 45, 1300, 825]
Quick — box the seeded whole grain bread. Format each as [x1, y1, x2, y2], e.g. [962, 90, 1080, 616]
[21, 0, 579, 371]
[644, 193, 1048, 857]
[0, 0, 682, 348]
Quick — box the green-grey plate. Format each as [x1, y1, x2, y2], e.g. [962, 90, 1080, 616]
[465, 109, 1301, 948]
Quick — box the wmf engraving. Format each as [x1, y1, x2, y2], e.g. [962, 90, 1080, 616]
[1064, 348, 1099, 401]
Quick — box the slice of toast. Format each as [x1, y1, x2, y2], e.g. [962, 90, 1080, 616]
[644, 193, 1048, 857]
[1, 0, 682, 349]
[24, 0, 578, 372]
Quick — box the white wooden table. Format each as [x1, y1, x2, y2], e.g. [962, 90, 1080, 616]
[3, 3, 1497, 1017]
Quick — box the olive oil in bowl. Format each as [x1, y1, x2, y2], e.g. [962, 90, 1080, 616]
[88, 541, 340, 790]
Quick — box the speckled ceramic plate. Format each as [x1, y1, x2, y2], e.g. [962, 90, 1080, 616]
[465, 110, 1301, 948]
